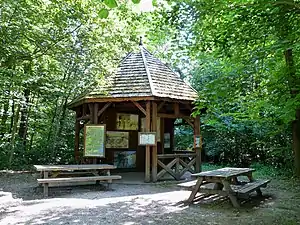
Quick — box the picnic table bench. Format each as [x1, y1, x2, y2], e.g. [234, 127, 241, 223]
[178, 167, 270, 207]
[34, 164, 121, 197]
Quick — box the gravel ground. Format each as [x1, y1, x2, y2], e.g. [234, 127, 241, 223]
[0, 173, 300, 225]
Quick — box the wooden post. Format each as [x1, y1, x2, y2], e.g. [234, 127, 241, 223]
[94, 103, 99, 164]
[43, 171, 49, 197]
[87, 103, 99, 164]
[152, 101, 158, 182]
[194, 115, 201, 172]
[74, 108, 80, 162]
[93, 103, 99, 124]
[145, 101, 151, 182]
[161, 118, 165, 154]
[174, 102, 179, 116]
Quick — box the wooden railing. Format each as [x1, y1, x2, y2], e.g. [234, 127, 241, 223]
[157, 153, 197, 181]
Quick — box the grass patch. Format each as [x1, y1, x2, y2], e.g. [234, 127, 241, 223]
[201, 163, 223, 171]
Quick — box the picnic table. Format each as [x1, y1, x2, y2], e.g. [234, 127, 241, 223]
[178, 167, 270, 207]
[34, 164, 122, 197]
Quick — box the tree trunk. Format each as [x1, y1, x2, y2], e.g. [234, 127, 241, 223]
[0, 99, 9, 137]
[28, 96, 39, 152]
[46, 96, 60, 145]
[8, 104, 21, 167]
[284, 48, 300, 177]
[10, 100, 15, 134]
[51, 95, 70, 158]
[1, 58, 13, 137]
[293, 109, 300, 176]
[18, 89, 30, 147]
[57, 95, 69, 137]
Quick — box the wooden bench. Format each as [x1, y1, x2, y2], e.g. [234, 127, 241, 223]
[38, 175, 122, 197]
[177, 180, 197, 190]
[231, 179, 270, 197]
[178, 179, 270, 197]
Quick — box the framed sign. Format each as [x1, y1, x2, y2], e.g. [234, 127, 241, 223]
[106, 131, 129, 148]
[117, 113, 139, 130]
[138, 132, 156, 146]
[194, 135, 202, 148]
[164, 133, 171, 148]
[84, 125, 106, 157]
[114, 151, 136, 168]
[140, 117, 160, 141]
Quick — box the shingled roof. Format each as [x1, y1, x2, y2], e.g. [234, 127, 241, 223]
[69, 45, 198, 108]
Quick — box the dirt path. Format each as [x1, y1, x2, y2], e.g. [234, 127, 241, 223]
[0, 173, 300, 225]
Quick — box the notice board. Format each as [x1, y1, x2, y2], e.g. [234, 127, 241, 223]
[84, 125, 106, 157]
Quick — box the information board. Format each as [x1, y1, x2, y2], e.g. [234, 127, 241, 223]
[138, 132, 157, 146]
[106, 131, 129, 148]
[194, 135, 202, 148]
[84, 125, 106, 157]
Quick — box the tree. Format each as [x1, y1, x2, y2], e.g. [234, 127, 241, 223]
[0, 0, 148, 169]
[151, 0, 300, 175]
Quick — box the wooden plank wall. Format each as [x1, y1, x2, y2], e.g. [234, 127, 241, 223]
[98, 106, 146, 172]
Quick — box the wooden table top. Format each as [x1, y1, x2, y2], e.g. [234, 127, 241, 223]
[34, 164, 116, 171]
[191, 167, 255, 179]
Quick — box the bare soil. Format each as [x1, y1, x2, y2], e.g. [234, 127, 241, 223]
[0, 172, 300, 225]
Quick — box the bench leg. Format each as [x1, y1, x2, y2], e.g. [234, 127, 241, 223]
[44, 183, 49, 197]
[228, 194, 240, 208]
[107, 170, 112, 190]
[43, 171, 49, 197]
[256, 188, 262, 197]
[38, 172, 43, 187]
[213, 182, 223, 190]
[187, 177, 203, 204]
[222, 180, 240, 208]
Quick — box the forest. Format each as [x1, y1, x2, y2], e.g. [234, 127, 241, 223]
[0, 0, 299, 177]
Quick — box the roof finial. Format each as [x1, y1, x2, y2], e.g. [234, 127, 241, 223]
[139, 36, 143, 46]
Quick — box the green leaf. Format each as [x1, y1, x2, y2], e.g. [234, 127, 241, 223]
[132, 0, 141, 4]
[104, 0, 118, 8]
[98, 8, 109, 18]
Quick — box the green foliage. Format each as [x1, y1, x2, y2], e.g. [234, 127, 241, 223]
[0, 0, 149, 170]
[104, 0, 118, 9]
[155, 0, 300, 174]
[1, 0, 299, 176]
[174, 121, 193, 150]
[99, 8, 109, 18]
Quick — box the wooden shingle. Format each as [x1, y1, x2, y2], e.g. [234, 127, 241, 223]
[68, 45, 198, 108]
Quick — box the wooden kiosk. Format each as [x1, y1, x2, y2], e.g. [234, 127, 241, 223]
[68, 43, 201, 182]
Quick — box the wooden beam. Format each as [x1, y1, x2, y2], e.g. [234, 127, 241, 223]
[74, 108, 80, 162]
[183, 117, 194, 128]
[157, 158, 178, 180]
[145, 101, 151, 182]
[93, 103, 99, 124]
[174, 103, 180, 116]
[88, 103, 93, 115]
[157, 101, 165, 112]
[184, 103, 193, 112]
[152, 101, 158, 182]
[97, 102, 111, 117]
[90, 103, 98, 165]
[157, 153, 196, 158]
[158, 113, 190, 119]
[194, 115, 201, 173]
[161, 118, 165, 154]
[76, 115, 91, 121]
[132, 101, 146, 115]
